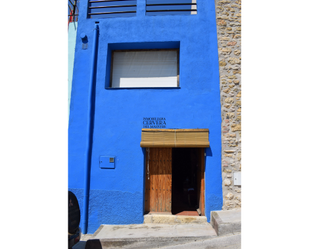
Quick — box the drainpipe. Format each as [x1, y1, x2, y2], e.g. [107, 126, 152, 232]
[82, 22, 99, 234]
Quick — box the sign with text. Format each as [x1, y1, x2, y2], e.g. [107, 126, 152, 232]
[143, 117, 166, 128]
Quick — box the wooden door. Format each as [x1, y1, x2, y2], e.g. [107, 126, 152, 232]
[145, 148, 172, 213]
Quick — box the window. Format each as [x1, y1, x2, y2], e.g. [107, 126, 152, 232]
[87, 0, 197, 19]
[146, 0, 197, 16]
[88, 0, 137, 19]
[110, 49, 179, 88]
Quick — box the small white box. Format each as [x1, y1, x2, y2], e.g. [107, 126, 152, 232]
[234, 172, 241, 186]
[99, 156, 115, 169]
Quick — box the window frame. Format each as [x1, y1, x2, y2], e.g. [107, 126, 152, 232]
[109, 48, 180, 88]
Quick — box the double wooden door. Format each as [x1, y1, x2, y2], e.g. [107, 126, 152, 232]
[144, 147, 205, 215]
[144, 148, 172, 213]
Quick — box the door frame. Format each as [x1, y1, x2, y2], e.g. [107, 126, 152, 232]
[144, 147, 205, 215]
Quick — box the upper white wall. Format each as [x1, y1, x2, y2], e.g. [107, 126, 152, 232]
[68, 22, 78, 120]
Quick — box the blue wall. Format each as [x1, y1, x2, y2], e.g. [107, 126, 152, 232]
[69, 0, 223, 234]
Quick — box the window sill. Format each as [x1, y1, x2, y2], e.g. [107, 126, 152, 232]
[105, 87, 181, 90]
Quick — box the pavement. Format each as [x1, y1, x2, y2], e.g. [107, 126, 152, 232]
[72, 210, 241, 249]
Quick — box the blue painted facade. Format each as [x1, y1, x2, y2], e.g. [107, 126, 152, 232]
[69, 0, 223, 234]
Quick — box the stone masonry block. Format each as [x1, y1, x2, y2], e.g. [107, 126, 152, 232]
[210, 210, 241, 236]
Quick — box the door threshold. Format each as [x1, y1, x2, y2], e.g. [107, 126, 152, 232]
[147, 212, 172, 215]
[173, 210, 199, 216]
[147, 210, 200, 216]
[144, 213, 207, 224]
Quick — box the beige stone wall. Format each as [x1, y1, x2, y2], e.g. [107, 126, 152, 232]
[215, 0, 241, 210]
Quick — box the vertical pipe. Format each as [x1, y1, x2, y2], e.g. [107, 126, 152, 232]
[82, 23, 99, 234]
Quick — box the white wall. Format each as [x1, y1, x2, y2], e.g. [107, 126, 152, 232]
[68, 22, 78, 120]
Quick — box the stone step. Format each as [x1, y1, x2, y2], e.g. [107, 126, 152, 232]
[144, 213, 207, 224]
[73, 210, 242, 249]
[78, 223, 217, 249]
[210, 209, 241, 236]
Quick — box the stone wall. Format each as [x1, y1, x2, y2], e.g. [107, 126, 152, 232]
[215, 0, 241, 210]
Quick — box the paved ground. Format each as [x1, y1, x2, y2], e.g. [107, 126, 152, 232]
[159, 233, 241, 249]
[72, 210, 241, 249]
[72, 235, 92, 249]
[92, 223, 216, 239]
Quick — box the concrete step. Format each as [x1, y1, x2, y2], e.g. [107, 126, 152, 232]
[73, 210, 242, 249]
[144, 213, 207, 224]
[75, 223, 217, 249]
[210, 209, 241, 236]
[74, 233, 241, 249]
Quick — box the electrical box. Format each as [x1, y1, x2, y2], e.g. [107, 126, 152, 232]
[234, 172, 241, 186]
[99, 156, 115, 169]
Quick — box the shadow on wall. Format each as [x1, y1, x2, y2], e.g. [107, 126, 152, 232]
[205, 146, 213, 158]
[206, 129, 213, 157]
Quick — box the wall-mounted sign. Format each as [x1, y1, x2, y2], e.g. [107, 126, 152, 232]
[143, 117, 166, 128]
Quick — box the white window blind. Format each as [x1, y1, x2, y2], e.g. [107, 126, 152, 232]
[111, 50, 178, 88]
